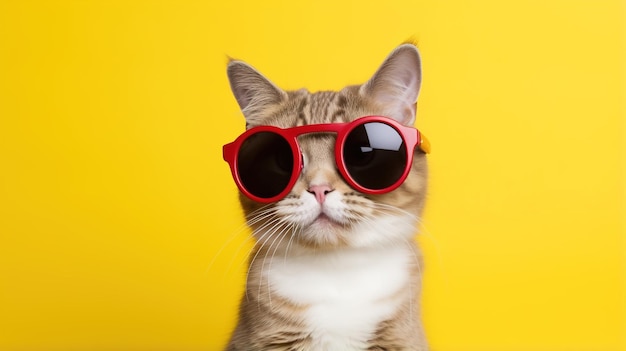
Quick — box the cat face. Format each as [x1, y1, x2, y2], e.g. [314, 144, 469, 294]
[226, 44, 428, 250]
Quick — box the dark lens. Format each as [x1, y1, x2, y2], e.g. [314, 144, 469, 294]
[343, 122, 407, 190]
[237, 131, 294, 199]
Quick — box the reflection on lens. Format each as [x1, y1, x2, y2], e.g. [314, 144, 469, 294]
[343, 122, 407, 190]
[237, 132, 293, 199]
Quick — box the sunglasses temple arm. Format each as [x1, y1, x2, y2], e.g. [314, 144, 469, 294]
[418, 132, 431, 154]
[223, 143, 234, 162]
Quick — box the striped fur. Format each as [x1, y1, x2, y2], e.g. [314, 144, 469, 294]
[225, 44, 428, 351]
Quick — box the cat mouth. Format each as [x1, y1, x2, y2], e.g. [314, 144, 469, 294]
[312, 213, 345, 227]
[315, 213, 333, 223]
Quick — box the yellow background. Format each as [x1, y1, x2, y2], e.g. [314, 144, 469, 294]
[1, 1, 624, 350]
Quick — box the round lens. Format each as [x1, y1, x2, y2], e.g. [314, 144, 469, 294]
[237, 131, 294, 199]
[342, 122, 407, 190]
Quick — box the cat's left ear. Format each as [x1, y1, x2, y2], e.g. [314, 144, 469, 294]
[360, 44, 422, 125]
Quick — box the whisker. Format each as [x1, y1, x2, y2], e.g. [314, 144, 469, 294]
[224, 208, 282, 279]
[233, 215, 281, 288]
[371, 202, 418, 220]
[244, 203, 275, 220]
[264, 222, 293, 310]
[283, 222, 300, 268]
[205, 219, 252, 277]
[241, 215, 282, 270]
[246, 207, 279, 226]
[246, 217, 289, 304]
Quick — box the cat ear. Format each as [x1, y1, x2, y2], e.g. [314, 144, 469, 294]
[227, 60, 287, 122]
[360, 44, 422, 125]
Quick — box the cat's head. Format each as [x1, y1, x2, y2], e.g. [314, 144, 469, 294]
[225, 44, 428, 250]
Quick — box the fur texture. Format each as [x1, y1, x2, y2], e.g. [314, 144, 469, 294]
[225, 44, 428, 351]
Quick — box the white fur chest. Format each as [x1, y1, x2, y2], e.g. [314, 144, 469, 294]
[266, 245, 413, 351]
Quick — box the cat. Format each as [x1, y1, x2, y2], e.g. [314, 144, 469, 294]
[223, 43, 429, 351]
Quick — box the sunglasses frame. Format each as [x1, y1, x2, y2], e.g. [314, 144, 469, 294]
[223, 115, 430, 203]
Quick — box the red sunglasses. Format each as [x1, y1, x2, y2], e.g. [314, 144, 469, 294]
[223, 116, 430, 203]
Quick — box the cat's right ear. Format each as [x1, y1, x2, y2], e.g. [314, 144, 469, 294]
[360, 44, 422, 126]
[227, 60, 287, 124]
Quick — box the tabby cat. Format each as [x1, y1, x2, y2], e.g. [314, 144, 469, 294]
[222, 43, 429, 351]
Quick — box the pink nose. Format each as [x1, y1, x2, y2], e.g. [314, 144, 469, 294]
[307, 184, 334, 204]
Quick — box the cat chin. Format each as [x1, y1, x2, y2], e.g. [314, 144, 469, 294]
[292, 213, 417, 251]
[311, 213, 341, 227]
[296, 215, 352, 249]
